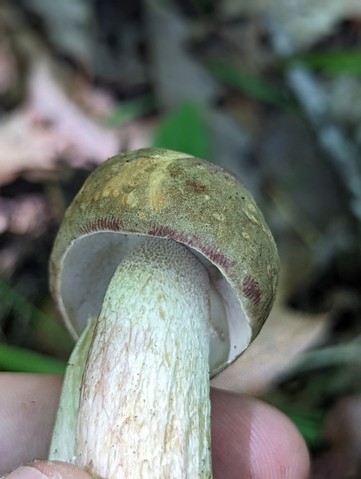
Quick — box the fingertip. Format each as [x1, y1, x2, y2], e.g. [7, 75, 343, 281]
[247, 400, 310, 479]
[211, 389, 310, 479]
[4, 465, 45, 479]
[5, 462, 91, 479]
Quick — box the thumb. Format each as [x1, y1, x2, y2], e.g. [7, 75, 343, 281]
[4, 461, 91, 479]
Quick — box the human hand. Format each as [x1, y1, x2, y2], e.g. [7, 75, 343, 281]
[0, 374, 309, 478]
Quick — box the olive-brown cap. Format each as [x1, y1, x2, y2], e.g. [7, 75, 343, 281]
[49, 148, 279, 375]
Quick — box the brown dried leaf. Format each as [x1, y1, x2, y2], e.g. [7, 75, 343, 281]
[0, 59, 120, 185]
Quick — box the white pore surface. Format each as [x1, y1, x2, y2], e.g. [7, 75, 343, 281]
[61, 232, 251, 373]
[76, 237, 212, 478]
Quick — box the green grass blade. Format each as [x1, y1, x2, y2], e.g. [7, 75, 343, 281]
[208, 60, 293, 108]
[0, 343, 66, 373]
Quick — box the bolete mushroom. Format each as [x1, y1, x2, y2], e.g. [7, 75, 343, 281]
[48, 148, 279, 478]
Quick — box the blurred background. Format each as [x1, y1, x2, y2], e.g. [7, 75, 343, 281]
[1, 0, 361, 477]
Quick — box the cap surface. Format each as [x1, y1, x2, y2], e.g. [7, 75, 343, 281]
[50, 148, 279, 374]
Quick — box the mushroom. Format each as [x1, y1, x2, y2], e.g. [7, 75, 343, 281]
[48, 148, 279, 478]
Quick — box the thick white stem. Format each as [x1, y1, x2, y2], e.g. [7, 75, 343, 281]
[76, 237, 212, 478]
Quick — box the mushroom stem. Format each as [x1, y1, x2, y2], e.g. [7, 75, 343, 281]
[49, 318, 96, 461]
[71, 237, 212, 478]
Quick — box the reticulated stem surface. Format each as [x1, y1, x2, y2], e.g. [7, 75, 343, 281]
[77, 237, 212, 478]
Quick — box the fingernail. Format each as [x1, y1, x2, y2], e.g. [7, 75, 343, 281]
[5, 466, 48, 479]
[31, 462, 90, 479]
[5, 462, 91, 479]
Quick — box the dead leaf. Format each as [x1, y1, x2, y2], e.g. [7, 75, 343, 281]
[0, 59, 120, 185]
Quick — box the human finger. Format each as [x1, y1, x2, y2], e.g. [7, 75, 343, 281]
[0, 374, 310, 478]
[211, 388, 310, 479]
[4, 461, 91, 479]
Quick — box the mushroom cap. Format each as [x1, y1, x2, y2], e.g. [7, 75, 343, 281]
[49, 148, 279, 376]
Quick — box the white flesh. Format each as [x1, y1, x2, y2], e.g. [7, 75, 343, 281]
[76, 237, 212, 478]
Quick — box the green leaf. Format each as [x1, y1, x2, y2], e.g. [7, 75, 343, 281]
[0, 343, 66, 374]
[152, 101, 209, 159]
[286, 50, 361, 75]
